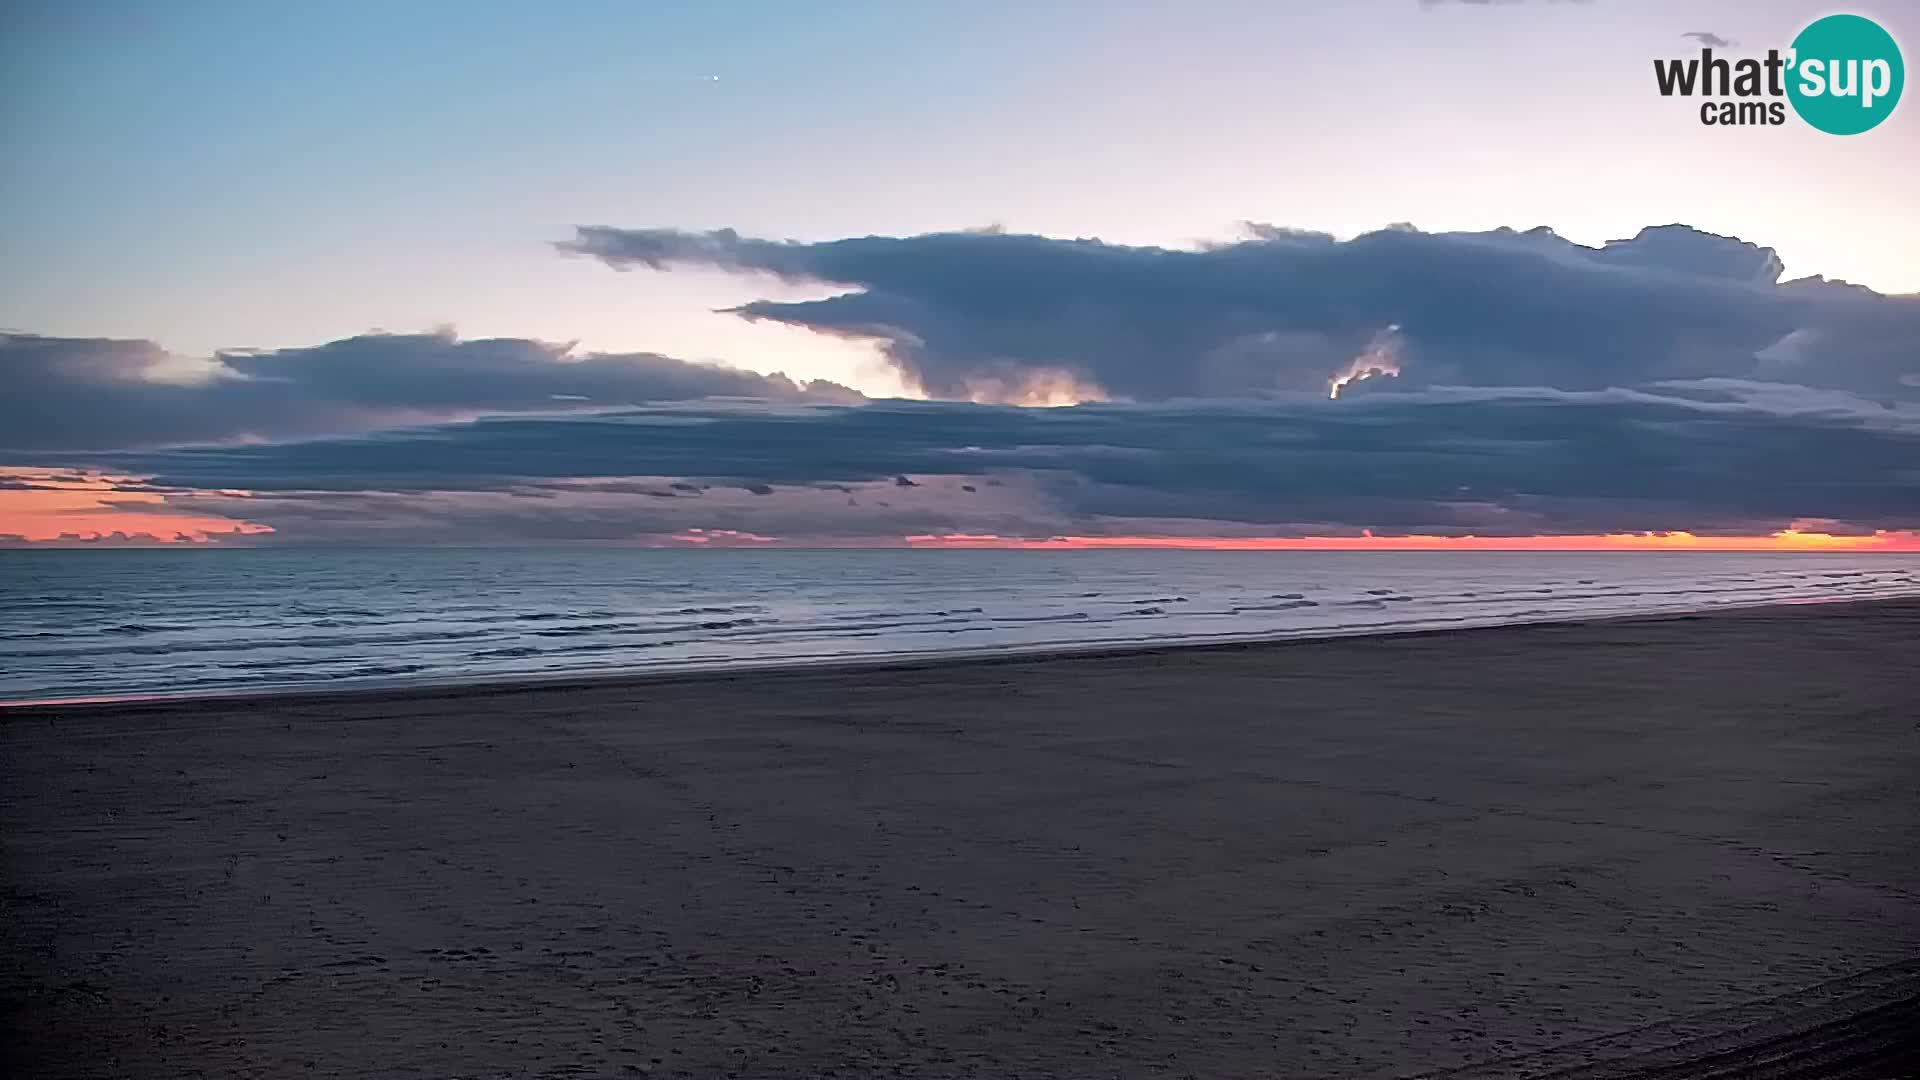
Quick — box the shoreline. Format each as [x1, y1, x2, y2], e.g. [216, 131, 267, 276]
[4, 594, 1916, 1076]
[7, 591, 1917, 715]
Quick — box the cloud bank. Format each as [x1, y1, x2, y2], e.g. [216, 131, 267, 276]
[0, 330, 858, 452]
[24, 383, 1919, 544]
[561, 223, 1918, 405]
[6, 221, 1916, 545]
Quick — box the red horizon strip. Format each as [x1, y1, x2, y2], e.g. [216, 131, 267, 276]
[5, 470, 1917, 551]
[0, 469, 272, 544]
[902, 530, 1920, 552]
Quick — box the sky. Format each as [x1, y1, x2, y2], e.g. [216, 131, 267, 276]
[2, 0, 1917, 548]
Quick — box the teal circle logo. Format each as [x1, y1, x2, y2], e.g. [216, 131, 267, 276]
[1787, 14, 1903, 134]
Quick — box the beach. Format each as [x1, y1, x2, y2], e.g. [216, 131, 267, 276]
[4, 599, 1917, 1078]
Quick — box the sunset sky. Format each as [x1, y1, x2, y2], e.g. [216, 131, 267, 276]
[2, 0, 1916, 548]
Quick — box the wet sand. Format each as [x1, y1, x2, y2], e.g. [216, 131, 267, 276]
[4, 600, 1918, 1078]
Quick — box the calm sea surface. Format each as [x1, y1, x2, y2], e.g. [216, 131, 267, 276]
[2, 549, 1917, 702]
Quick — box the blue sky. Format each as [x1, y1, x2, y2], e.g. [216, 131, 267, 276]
[4, 0, 1915, 392]
[3, 2, 1918, 547]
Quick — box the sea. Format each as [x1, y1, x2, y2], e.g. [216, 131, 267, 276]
[2, 548, 1918, 703]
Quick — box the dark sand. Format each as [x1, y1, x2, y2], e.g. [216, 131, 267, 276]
[4, 600, 1918, 1078]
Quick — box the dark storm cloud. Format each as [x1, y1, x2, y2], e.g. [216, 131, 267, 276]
[560, 223, 1920, 404]
[0, 330, 859, 452]
[1682, 32, 1735, 48]
[51, 385, 1920, 541]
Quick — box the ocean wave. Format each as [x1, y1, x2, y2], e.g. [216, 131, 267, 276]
[5, 551, 1917, 701]
[0, 625, 501, 661]
[1232, 600, 1320, 613]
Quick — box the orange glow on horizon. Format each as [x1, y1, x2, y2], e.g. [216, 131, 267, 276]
[0, 469, 272, 544]
[904, 530, 1920, 552]
[3, 466, 1915, 553]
